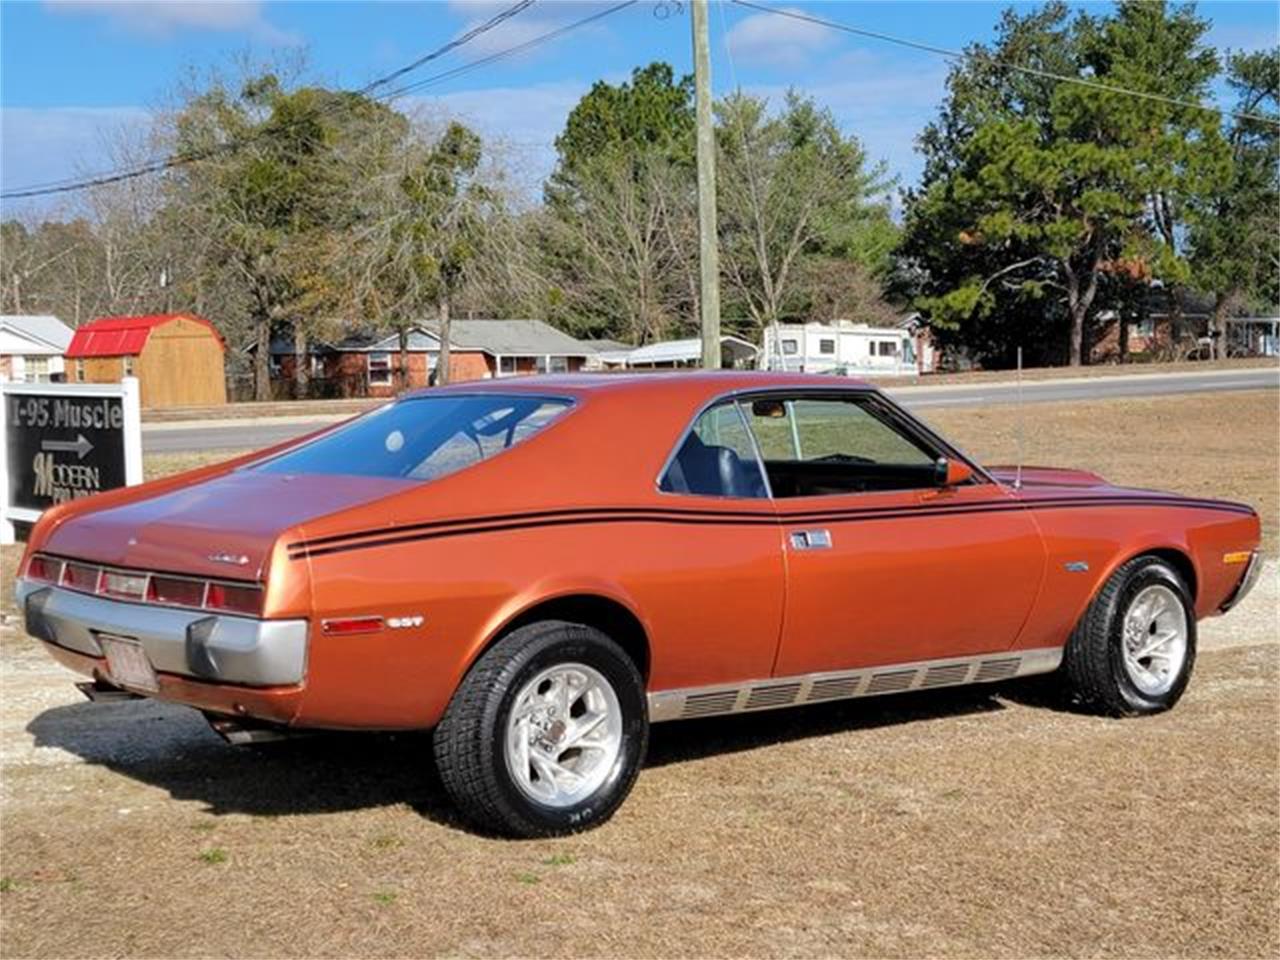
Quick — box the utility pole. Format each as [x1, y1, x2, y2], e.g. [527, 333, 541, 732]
[691, 0, 721, 371]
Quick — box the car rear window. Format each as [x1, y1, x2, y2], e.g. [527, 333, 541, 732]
[253, 395, 572, 480]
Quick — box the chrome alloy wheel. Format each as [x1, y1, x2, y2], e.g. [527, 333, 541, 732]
[504, 663, 623, 808]
[1120, 584, 1189, 696]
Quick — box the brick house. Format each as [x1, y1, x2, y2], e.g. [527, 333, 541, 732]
[268, 319, 595, 398]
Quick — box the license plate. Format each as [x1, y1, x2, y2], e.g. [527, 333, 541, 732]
[98, 634, 159, 693]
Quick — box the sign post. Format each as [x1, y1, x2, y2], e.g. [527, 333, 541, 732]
[1, 377, 142, 544]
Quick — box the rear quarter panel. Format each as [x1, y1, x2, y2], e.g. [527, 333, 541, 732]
[290, 518, 786, 729]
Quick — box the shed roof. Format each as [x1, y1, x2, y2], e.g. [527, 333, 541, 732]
[66, 313, 225, 358]
[0, 314, 74, 354]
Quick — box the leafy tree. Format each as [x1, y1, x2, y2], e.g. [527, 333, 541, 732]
[899, 1, 1227, 367]
[1188, 48, 1280, 356]
[169, 74, 401, 398]
[549, 62, 694, 201]
[1079, 1, 1227, 331]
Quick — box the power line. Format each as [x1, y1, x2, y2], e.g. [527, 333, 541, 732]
[0, 0, 546, 201]
[375, 1, 638, 102]
[731, 0, 1280, 128]
[359, 0, 537, 95]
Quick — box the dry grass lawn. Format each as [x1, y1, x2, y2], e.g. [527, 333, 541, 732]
[926, 389, 1279, 555]
[0, 389, 1276, 959]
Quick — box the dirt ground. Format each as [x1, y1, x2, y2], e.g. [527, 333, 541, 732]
[1, 390, 1276, 959]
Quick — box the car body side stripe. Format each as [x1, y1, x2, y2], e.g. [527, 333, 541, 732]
[287, 496, 1254, 560]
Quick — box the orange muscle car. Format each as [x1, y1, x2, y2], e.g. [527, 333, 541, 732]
[16, 373, 1263, 836]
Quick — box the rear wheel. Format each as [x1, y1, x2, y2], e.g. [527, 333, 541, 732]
[1062, 555, 1196, 716]
[433, 620, 647, 837]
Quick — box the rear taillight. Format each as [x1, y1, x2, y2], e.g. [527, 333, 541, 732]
[147, 576, 206, 608]
[25, 555, 61, 583]
[40, 556, 264, 617]
[100, 570, 148, 600]
[61, 563, 101, 592]
[204, 582, 263, 616]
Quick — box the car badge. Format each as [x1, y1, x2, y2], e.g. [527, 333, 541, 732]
[208, 552, 251, 566]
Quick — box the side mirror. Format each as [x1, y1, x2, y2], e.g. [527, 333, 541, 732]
[933, 457, 975, 487]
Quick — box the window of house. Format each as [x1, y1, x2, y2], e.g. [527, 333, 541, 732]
[819, 339, 836, 355]
[75, 359, 85, 383]
[123, 356, 135, 376]
[499, 356, 518, 375]
[876, 341, 898, 357]
[659, 402, 768, 498]
[310, 355, 325, 378]
[781, 339, 799, 356]
[269, 355, 282, 377]
[368, 352, 391, 385]
[25, 356, 50, 382]
[740, 395, 942, 497]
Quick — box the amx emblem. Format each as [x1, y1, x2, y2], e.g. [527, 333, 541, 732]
[208, 552, 250, 566]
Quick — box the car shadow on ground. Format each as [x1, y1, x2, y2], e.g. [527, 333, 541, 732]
[26, 682, 1033, 830]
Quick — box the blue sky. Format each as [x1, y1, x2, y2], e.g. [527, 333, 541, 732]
[2, 0, 1276, 217]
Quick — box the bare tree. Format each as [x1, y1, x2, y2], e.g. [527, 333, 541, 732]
[344, 120, 500, 387]
[716, 91, 893, 360]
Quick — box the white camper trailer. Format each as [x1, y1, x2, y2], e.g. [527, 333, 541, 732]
[759, 321, 931, 377]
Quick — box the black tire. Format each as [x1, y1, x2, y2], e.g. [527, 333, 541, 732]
[1062, 555, 1197, 716]
[433, 620, 648, 837]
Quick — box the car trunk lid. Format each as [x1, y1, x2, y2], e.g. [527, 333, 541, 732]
[40, 469, 416, 580]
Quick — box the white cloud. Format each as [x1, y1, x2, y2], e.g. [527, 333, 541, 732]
[44, 0, 301, 45]
[726, 7, 837, 69]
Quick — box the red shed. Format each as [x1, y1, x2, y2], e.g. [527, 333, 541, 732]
[67, 313, 227, 408]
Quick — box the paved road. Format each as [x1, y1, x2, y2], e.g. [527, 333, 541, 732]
[142, 366, 1279, 454]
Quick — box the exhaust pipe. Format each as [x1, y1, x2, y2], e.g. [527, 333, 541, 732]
[202, 712, 308, 746]
[76, 680, 144, 703]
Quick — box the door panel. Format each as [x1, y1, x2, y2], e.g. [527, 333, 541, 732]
[774, 485, 1045, 676]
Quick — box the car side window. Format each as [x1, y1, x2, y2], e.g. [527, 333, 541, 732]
[742, 396, 940, 497]
[659, 402, 768, 498]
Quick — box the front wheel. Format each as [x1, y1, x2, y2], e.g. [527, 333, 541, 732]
[433, 620, 648, 837]
[1062, 555, 1196, 716]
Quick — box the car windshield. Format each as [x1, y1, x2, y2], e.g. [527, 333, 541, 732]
[253, 394, 572, 481]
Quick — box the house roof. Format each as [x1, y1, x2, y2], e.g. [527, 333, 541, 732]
[428, 319, 593, 357]
[0, 315, 74, 355]
[66, 313, 225, 358]
[625, 335, 759, 366]
[581, 338, 632, 353]
[267, 320, 594, 358]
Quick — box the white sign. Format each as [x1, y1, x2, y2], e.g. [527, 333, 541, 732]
[1, 377, 143, 545]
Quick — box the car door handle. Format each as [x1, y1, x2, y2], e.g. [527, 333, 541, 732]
[790, 529, 832, 550]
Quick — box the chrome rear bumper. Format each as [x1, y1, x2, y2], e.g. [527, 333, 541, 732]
[17, 579, 307, 687]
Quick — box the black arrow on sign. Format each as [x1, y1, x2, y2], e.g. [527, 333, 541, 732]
[41, 434, 94, 460]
